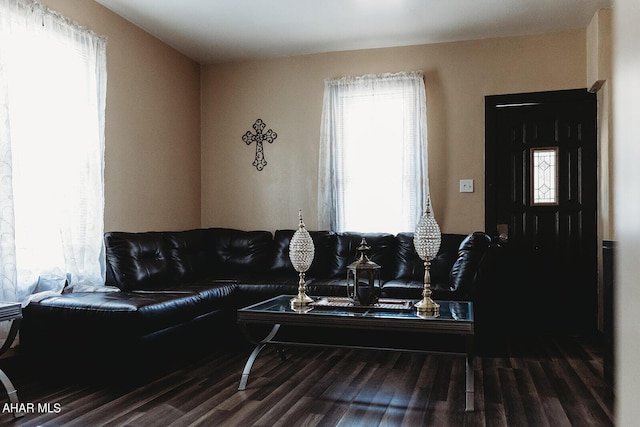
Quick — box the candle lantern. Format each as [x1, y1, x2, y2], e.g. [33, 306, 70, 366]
[346, 238, 381, 306]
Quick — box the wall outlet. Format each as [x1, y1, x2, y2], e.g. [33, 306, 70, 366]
[460, 179, 474, 193]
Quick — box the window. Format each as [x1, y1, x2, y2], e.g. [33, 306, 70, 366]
[0, 0, 107, 304]
[318, 72, 428, 233]
[531, 147, 559, 205]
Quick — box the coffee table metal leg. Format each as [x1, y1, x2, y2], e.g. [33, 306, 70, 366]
[0, 369, 23, 418]
[465, 336, 475, 412]
[238, 343, 266, 391]
[0, 319, 23, 418]
[238, 323, 281, 391]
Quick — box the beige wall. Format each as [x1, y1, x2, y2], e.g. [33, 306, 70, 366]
[201, 30, 587, 233]
[40, 0, 202, 232]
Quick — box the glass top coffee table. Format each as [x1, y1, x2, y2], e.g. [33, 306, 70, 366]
[237, 295, 476, 411]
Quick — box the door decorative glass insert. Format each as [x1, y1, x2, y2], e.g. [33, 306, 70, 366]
[531, 147, 559, 205]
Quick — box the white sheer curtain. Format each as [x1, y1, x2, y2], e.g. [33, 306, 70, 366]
[318, 71, 428, 233]
[0, 0, 107, 310]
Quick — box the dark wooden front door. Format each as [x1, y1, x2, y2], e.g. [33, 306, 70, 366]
[485, 89, 597, 332]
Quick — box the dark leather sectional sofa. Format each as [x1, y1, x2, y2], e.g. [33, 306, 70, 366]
[21, 228, 492, 374]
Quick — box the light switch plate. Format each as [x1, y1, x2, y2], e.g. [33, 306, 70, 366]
[460, 179, 474, 193]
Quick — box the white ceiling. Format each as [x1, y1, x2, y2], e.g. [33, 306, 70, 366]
[95, 0, 612, 64]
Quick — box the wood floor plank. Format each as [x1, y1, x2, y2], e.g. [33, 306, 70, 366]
[465, 361, 488, 427]
[483, 402, 508, 427]
[481, 358, 504, 405]
[552, 338, 614, 421]
[430, 356, 454, 402]
[314, 360, 371, 425]
[401, 354, 440, 426]
[380, 353, 424, 426]
[513, 367, 550, 427]
[337, 352, 398, 426]
[527, 360, 556, 399]
[539, 397, 572, 427]
[248, 366, 324, 425]
[498, 367, 529, 426]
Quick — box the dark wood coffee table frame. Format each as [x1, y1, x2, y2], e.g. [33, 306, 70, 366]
[237, 295, 476, 412]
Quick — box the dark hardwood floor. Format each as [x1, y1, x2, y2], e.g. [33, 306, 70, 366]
[0, 334, 613, 426]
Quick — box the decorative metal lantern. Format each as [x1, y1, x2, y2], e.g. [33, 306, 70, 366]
[289, 210, 315, 307]
[413, 196, 442, 315]
[346, 238, 381, 306]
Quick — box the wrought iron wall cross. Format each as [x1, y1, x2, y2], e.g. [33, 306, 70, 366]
[242, 119, 277, 171]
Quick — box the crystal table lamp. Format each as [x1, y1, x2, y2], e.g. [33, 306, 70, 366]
[413, 197, 442, 315]
[289, 210, 315, 307]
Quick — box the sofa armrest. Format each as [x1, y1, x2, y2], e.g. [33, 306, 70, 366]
[449, 232, 493, 296]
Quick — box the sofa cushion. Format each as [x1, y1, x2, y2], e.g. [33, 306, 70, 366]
[380, 279, 425, 300]
[394, 232, 466, 285]
[381, 279, 471, 301]
[202, 228, 274, 277]
[235, 275, 301, 307]
[165, 229, 208, 282]
[271, 230, 336, 278]
[105, 231, 180, 291]
[174, 281, 238, 312]
[329, 232, 397, 280]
